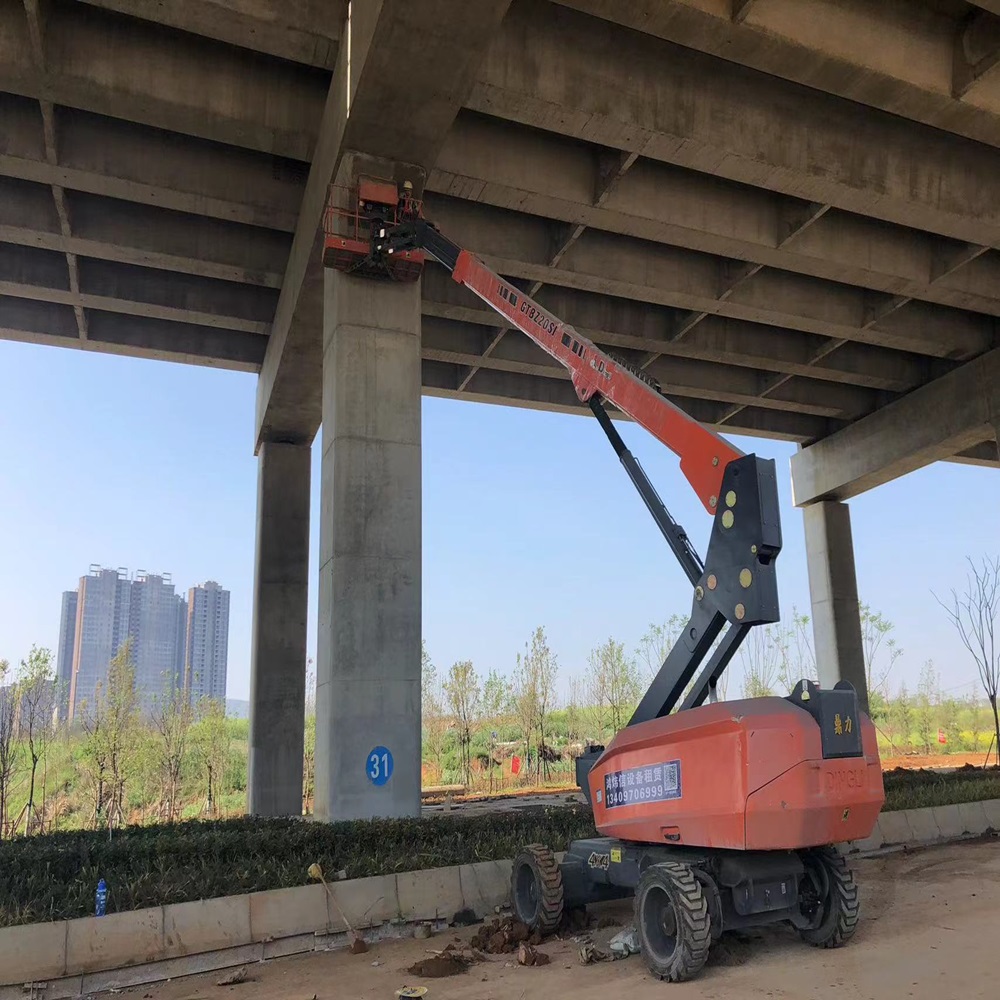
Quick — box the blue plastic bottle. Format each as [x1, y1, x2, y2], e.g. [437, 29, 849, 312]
[95, 879, 107, 917]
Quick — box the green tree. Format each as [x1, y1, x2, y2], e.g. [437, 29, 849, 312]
[79, 639, 140, 831]
[150, 682, 193, 822]
[937, 557, 1000, 766]
[514, 627, 558, 781]
[783, 607, 817, 686]
[739, 624, 785, 699]
[915, 660, 939, 755]
[636, 616, 687, 683]
[892, 683, 913, 752]
[940, 697, 963, 752]
[481, 669, 512, 793]
[421, 642, 446, 780]
[564, 676, 583, 744]
[443, 660, 481, 787]
[192, 697, 231, 816]
[0, 659, 21, 837]
[860, 602, 902, 702]
[18, 646, 55, 834]
[587, 638, 643, 733]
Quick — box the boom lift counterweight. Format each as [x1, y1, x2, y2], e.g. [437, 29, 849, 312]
[323, 181, 885, 984]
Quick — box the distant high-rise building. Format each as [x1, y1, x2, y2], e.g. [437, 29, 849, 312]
[129, 572, 185, 712]
[185, 581, 230, 703]
[174, 594, 188, 694]
[56, 590, 78, 721]
[61, 568, 225, 720]
[69, 567, 132, 722]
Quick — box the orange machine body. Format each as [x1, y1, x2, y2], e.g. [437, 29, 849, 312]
[588, 697, 884, 851]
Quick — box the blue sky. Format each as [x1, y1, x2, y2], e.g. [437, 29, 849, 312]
[0, 339, 993, 703]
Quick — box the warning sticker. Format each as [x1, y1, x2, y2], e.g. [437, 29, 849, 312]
[603, 760, 681, 809]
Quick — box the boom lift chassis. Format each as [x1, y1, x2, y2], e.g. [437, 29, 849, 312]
[324, 181, 884, 983]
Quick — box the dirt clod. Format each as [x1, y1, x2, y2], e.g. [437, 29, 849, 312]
[216, 967, 251, 986]
[407, 951, 468, 979]
[471, 916, 537, 953]
[348, 935, 369, 955]
[518, 942, 550, 966]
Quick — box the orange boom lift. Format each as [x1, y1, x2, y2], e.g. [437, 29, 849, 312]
[324, 180, 885, 983]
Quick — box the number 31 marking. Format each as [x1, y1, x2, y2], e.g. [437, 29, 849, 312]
[367, 745, 393, 786]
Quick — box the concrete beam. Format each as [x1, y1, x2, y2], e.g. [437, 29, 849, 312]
[422, 360, 838, 444]
[790, 348, 1000, 504]
[423, 194, 993, 361]
[0, 95, 303, 231]
[0, 242, 276, 332]
[419, 285, 938, 396]
[552, 0, 1000, 148]
[954, 10, 1000, 98]
[0, 294, 265, 370]
[0, 178, 289, 286]
[421, 315, 876, 420]
[470, 2, 1000, 246]
[431, 113, 1000, 317]
[0, 0, 327, 159]
[254, 0, 513, 449]
[79, 0, 346, 69]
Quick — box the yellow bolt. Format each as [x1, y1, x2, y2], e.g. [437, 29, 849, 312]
[712, 456, 719, 467]
[739, 568, 752, 588]
[735, 603, 746, 620]
[722, 510, 734, 529]
[695, 585, 705, 601]
[751, 544, 757, 554]
[707, 574, 718, 591]
[709, 495, 718, 508]
[725, 490, 737, 508]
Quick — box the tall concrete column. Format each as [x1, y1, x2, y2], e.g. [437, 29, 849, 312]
[314, 229, 422, 821]
[802, 500, 868, 713]
[248, 440, 311, 817]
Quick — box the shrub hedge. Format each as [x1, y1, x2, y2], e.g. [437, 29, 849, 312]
[1, 766, 997, 929]
[0, 806, 597, 927]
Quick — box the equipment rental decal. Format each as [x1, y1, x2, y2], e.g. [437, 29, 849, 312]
[603, 760, 681, 808]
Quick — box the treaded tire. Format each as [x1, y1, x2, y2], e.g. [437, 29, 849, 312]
[510, 843, 563, 934]
[799, 847, 860, 948]
[634, 862, 711, 982]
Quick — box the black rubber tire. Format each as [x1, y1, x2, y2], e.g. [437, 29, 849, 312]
[634, 862, 712, 982]
[798, 847, 860, 948]
[509, 843, 563, 934]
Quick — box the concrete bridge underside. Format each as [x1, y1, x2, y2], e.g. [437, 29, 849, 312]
[2, 0, 999, 817]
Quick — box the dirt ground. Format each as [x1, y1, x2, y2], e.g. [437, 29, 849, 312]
[138, 838, 998, 1000]
[879, 752, 992, 770]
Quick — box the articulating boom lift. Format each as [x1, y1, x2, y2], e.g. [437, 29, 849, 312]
[324, 180, 885, 983]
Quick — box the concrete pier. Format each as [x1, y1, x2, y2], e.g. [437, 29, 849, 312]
[313, 253, 422, 822]
[803, 500, 868, 713]
[248, 440, 311, 817]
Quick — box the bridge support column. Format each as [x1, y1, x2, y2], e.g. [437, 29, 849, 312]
[803, 500, 868, 713]
[314, 244, 422, 821]
[248, 440, 311, 816]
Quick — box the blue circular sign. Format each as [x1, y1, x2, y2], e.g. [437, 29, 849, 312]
[367, 746, 394, 786]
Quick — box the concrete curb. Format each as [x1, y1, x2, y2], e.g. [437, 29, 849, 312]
[841, 797, 1000, 856]
[1, 800, 997, 997]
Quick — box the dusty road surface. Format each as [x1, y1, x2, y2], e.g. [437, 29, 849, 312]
[140, 838, 998, 1000]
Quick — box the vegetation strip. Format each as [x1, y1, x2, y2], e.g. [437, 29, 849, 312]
[1, 766, 997, 928]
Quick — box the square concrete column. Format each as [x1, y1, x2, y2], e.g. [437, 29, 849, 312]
[248, 440, 311, 817]
[802, 500, 868, 713]
[314, 258, 422, 821]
